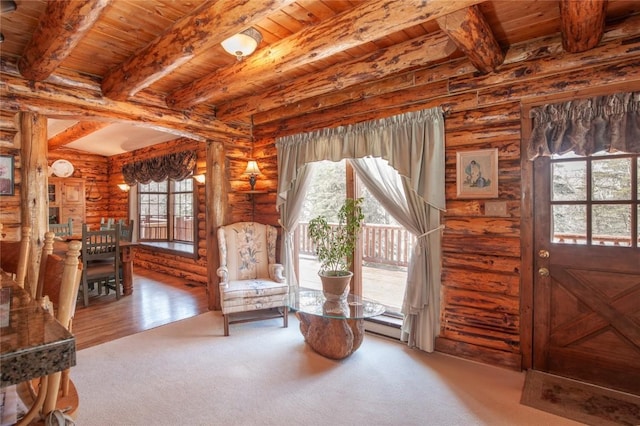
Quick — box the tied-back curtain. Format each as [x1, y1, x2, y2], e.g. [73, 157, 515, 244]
[277, 162, 315, 288]
[528, 91, 640, 160]
[350, 157, 443, 352]
[276, 107, 445, 352]
[122, 150, 197, 185]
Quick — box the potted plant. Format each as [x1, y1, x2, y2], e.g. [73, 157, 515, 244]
[307, 197, 365, 300]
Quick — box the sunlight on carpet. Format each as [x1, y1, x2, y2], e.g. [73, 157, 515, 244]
[72, 312, 579, 426]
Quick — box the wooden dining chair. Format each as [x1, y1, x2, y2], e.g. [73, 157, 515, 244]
[99, 217, 115, 230]
[118, 219, 134, 242]
[48, 218, 73, 237]
[0, 226, 31, 288]
[79, 223, 121, 306]
[17, 238, 82, 425]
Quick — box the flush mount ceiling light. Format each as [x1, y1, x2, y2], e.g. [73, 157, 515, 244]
[221, 27, 262, 61]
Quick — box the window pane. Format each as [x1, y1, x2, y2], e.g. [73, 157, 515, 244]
[592, 204, 631, 247]
[592, 158, 631, 201]
[552, 161, 586, 201]
[552, 204, 586, 244]
[360, 183, 409, 314]
[173, 187, 194, 242]
[173, 179, 192, 192]
[299, 160, 346, 290]
[301, 160, 346, 223]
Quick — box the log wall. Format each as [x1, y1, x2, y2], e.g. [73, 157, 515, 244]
[1, 15, 639, 371]
[48, 148, 109, 230]
[252, 38, 640, 370]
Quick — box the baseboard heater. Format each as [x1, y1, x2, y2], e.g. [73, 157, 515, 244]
[365, 316, 402, 340]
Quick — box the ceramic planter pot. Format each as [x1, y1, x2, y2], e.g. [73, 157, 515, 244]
[319, 271, 352, 301]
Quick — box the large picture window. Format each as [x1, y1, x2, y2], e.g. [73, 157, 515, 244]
[298, 159, 410, 316]
[138, 178, 195, 252]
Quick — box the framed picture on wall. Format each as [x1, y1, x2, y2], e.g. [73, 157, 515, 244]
[0, 155, 14, 196]
[456, 148, 498, 199]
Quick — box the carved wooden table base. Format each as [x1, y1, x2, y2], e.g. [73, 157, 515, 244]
[296, 311, 365, 359]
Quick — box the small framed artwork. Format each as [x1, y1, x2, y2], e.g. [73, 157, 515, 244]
[0, 155, 14, 196]
[456, 148, 498, 199]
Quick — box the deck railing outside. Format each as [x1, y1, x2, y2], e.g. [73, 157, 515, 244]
[139, 215, 194, 241]
[298, 222, 416, 268]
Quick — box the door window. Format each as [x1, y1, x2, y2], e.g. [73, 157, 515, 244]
[550, 152, 638, 247]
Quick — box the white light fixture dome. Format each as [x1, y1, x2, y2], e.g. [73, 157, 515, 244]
[221, 27, 262, 61]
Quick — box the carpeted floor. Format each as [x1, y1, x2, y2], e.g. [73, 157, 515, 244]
[72, 312, 579, 425]
[521, 370, 640, 426]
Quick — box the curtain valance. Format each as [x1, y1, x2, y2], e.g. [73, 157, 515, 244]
[527, 91, 640, 160]
[275, 108, 445, 211]
[122, 150, 197, 185]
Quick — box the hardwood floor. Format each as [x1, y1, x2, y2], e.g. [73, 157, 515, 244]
[72, 268, 209, 350]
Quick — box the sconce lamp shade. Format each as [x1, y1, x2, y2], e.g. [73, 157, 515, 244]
[118, 183, 130, 192]
[221, 28, 262, 60]
[193, 174, 206, 184]
[243, 160, 261, 176]
[243, 160, 261, 190]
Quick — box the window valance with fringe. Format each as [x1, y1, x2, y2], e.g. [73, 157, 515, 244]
[122, 150, 197, 185]
[527, 91, 640, 160]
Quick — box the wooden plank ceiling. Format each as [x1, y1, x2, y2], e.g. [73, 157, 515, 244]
[1, 0, 639, 154]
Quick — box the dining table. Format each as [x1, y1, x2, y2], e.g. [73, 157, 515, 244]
[0, 280, 76, 388]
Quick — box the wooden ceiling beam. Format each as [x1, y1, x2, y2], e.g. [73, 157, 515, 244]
[217, 32, 457, 121]
[17, 0, 111, 81]
[101, 0, 296, 101]
[559, 0, 607, 53]
[48, 121, 110, 151]
[1, 66, 249, 141]
[436, 5, 504, 74]
[166, 0, 485, 109]
[251, 14, 640, 128]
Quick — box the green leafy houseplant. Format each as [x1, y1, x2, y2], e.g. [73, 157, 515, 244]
[307, 197, 365, 276]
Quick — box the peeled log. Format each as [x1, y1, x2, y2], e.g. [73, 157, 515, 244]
[559, 0, 607, 53]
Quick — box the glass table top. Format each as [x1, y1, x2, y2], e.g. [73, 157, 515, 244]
[287, 288, 385, 320]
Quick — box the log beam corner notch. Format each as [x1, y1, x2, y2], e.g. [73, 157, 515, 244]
[436, 5, 504, 74]
[559, 0, 607, 53]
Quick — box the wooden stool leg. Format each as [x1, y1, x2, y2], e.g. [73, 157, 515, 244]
[61, 369, 70, 396]
[16, 376, 48, 426]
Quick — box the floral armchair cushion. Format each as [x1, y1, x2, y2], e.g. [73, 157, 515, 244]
[217, 222, 280, 283]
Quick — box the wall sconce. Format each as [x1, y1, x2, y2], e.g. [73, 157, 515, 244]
[117, 183, 130, 192]
[221, 27, 262, 61]
[193, 174, 205, 184]
[243, 160, 261, 191]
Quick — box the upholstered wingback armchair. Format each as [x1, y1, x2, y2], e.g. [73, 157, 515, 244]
[217, 222, 288, 336]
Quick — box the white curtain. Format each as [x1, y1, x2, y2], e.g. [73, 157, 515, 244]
[276, 107, 445, 351]
[350, 157, 443, 352]
[276, 163, 315, 289]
